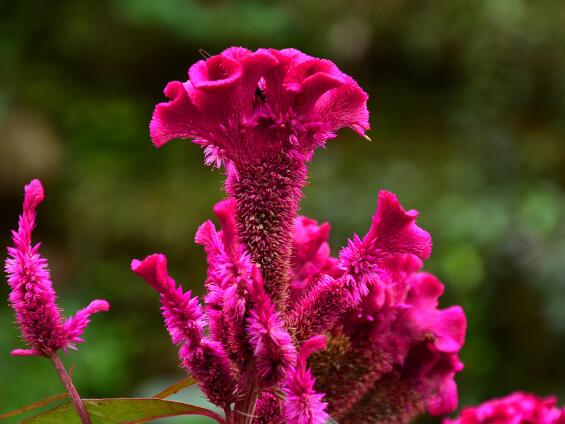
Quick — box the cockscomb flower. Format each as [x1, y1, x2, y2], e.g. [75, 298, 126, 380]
[5, 179, 109, 357]
[444, 392, 565, 424]
[145, 47, 467, 423]
[150, 47, 369, 307]
[283, 335, 329, 424]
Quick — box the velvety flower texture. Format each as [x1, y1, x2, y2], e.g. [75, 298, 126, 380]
[444, 392, 565, 424]
[284, 335, 329, 424]
[145, 47, 465, 424]
[298, 193, 466, 423]
[5, 180, 109, 357]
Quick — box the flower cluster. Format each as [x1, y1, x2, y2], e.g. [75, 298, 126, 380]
[445, 392, 565, 424]
[141, 47, 467, 423]
[5, 180, 109, 358]
[294, 193, 466, 423]
[4, 46, 565, 424]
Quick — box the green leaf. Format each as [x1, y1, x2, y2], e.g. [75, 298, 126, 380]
[23, 398, 225, 424]
[153, 376, 198, 399]
[0, 393, 68, 420]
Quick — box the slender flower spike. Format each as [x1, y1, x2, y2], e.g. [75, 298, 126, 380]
[444, 392, 565, 424]
[150, 47, 369, 306]
[5, 179, 109, 358]
[246, 268, 297, 387]
[131, 253, 238, 408]
[284, 335, 329, 424]
[131, 254, 204, 358]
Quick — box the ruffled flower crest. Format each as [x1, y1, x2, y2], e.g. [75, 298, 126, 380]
[150, 47, 369, 170]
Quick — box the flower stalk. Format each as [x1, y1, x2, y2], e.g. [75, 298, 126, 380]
[50, 353, 91, 424]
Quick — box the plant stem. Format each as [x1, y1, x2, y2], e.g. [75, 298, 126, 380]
[50, 353, 92, 424]
[233, 376, 260, 424]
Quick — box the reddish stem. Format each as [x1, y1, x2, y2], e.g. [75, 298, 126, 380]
[50, 353, 92, 424]
[233, 387, 259, 424]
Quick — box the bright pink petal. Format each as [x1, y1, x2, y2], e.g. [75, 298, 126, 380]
[149, 81, 203, 148]
[63, 299, 110, 347]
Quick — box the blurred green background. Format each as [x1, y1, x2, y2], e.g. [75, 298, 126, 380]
[1, 0, 565, 422]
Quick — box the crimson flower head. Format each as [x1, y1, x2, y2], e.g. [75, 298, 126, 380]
[5, 180, 109, 357]
[150, 47, 369, 170]
[445, 392, 565, 424]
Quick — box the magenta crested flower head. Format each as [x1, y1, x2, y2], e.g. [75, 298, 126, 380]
[445, 392, 565, 424]
[5, 179, 109, 358]
[150, 47, 369, 307]
[150, 47, 369, 166]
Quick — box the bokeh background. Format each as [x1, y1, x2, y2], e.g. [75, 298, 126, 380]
[1, 0, 564, 422]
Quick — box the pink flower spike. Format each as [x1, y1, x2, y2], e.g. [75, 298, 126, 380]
[131, 254, 204, 357]
[288, 275, 348, 341]
[284, 335, 329, 424]
[11, 348, 40, 357]
[131, 254, 238, 409]
[5, 180, 109, 357]
[184, 338, 238, 408]
[213, 198, 239, 258]
[196, 217, 254, 363]
[246, 268, 297, 387]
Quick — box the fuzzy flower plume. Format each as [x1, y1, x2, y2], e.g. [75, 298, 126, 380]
[283, 335, 329, 424]
[131, 253, 237, 407]
[246, 267, 297, 387]
[195, 213, 254, 362]
[5, 179, 109, 357]
[150, 47, 369, 307]
[445, 392, 565, 424]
